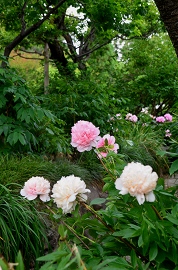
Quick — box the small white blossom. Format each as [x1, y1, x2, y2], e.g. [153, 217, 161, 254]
[115, 162, 158, 205]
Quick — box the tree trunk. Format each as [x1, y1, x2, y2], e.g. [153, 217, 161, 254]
[44, 43, 50, 94]
[154, 0, 178, 57]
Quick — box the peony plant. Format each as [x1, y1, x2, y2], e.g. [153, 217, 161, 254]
[20, 120, 178, 270]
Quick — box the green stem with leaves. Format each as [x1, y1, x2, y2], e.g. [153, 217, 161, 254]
[80, 201, 152, 265]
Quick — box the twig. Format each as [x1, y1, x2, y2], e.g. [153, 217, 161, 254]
[152, 205, 163, 220]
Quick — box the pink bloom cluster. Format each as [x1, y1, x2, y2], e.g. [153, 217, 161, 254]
[156, 113, 172, 123]
[125, 113, 138, 123]
[96, 134, 119, 158]
[165, 129, 172, 137]
[71, 120, 100, 152]
[71, 120, 119, 157]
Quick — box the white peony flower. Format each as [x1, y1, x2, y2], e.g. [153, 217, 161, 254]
[115, 162, 158, 205]
[51, 175, 91, 214]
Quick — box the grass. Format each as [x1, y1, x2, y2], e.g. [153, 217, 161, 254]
[0, 154, 102, 186]
[0, 183, 48, 269]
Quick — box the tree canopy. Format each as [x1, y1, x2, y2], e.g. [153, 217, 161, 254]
[0, 0, 162, 72]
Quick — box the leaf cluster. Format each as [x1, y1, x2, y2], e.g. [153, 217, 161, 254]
[0, 60, 67, 154]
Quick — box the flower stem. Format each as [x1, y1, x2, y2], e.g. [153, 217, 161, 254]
[72, 244, 88, 270]
[45, 205, 91, 249]
[152, 205, 163, 220]
[98, 155, 116, 180]
[62, 220, 90, 250]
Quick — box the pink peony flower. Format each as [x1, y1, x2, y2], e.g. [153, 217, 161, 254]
[156, 116, 165, 123]
[51, 175, 91, 214]
[71, 120, 100, 152]
[96, 134, 119, 158]
[115, 162, 158, 205]
[20, 176, 50, 202]
[125, 113, 132, 120]
[125, 113, 138, 122]
[129, 115, 138, 123]
[164, 113, 172, 122]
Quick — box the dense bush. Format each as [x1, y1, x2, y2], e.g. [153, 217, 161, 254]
[0, 56, 68, 154]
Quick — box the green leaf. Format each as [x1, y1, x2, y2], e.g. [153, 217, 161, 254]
[46, 128, 55, 135]
[169, 159, 178, 175]
[0, 259, 9, 270]
[38, 261, 54, 270]
[0, 127, 4, 135]
[144, 204, 157, 221]
[113, 228, 136, 238]
[169, 241, 177, 264]
[169, 227, 178, 239]
[131, 249, 137, 268]
[87, 258, 101, 268]
[96, 257, 117, 269]
[3, 124, 9, 136]
[149, 242, 158, 261]
[103, 182, 113, 192]
[58, 224, 67, 240]
[12, 131, 20, 144]
[156, 150, 167, 157]
[166, 214, 178, 226]
[16, 251, 25, 270]
[18, 133, 26, 145]
[37, 250, 67, 262]
[90, 198, 106, 206]
[55, 252, 75, 269]
[37, 108, 45, 120]
[14, 93, 26, 103]
[172, 204, 178, 217]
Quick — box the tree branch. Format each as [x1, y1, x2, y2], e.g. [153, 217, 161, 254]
[2, 0, 67, 67]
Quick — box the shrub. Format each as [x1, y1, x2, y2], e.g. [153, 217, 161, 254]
[0, 56, 67, 154]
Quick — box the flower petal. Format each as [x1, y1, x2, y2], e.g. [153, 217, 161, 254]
[115, 178, 123, 190]
[136, 194, 145, 205]
[40, 194, 50, 202]
[145, 191, 155, 202]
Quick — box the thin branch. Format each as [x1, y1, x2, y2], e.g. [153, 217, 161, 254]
[12, 52, 44, 61]
[19, 48, 44, 56]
